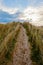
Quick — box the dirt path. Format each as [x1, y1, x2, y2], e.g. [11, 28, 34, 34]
[13, 25, 32, 65]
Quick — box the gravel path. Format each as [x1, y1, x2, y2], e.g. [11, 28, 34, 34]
[13, 25, 32, 65]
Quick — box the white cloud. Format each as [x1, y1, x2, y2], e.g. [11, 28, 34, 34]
[0, 0, 19, 14]
[19, 6, 43, 26]
[0, 0, 43, 26]
[0, 5, 19, 14]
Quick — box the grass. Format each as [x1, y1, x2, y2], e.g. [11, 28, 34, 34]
[23, 22, 43, 65]
[0, 22, 43, 65]
[0, 22, 21, 65]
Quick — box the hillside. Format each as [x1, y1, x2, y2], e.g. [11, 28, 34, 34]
[0, 22, 43, 65]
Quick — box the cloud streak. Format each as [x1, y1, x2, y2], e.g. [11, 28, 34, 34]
[0, 5, 19, 14]
[0, 0, 19, 14]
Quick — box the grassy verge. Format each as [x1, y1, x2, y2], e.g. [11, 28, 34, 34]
[0, 24, 21, 65]
[23, 22, 43, 65]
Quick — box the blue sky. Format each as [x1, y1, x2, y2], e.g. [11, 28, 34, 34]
[0, 0, 43, 26]
[1, 0, 43, 10]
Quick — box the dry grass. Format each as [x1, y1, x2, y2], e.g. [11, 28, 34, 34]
[0, 22, 43, 65]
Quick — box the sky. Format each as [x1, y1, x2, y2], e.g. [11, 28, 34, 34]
[0, 0, 43, 26]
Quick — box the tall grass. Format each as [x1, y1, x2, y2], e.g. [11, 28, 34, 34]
[23, 22, 43, 65]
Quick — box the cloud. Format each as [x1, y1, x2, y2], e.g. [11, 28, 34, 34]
[0, 5, 19, 14]
[0, 0, 19, 14]
[19, 6, 43, 26]
[0, 0, 43, 26]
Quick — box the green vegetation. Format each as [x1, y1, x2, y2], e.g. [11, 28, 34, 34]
[23, 22, 43, 65]
[0, 22, 21, 65]
[0, 22, 43, 65]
